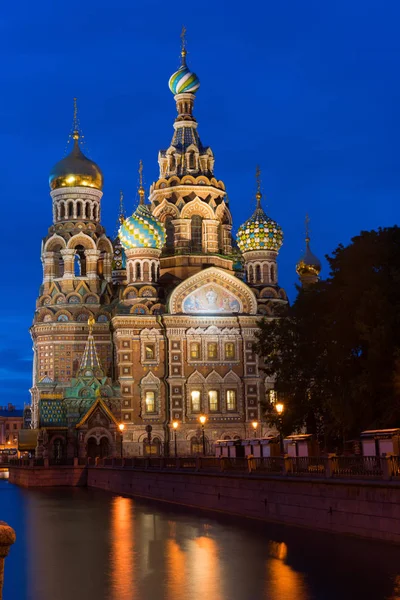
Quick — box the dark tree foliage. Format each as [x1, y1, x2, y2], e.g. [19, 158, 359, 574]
[254, 227, 400, 449]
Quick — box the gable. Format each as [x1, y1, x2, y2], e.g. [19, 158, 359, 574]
[168, 267, 257, 315]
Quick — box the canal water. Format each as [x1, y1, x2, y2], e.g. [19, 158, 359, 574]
[0, 480, 399, 600]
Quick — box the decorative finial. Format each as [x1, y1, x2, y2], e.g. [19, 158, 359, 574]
[180, 25, 187, 65]
[118, 190, 125, 224]
[72, 97, 79, 141]
[138, 160, 145, 205]
[305, 213, 310, 244]
[88, 315, 95, 334]
[255, 165, 262, 207]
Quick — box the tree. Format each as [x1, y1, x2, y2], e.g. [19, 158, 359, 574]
[254, 227, 400, 449]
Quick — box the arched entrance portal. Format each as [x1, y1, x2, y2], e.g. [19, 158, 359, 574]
[87, 436, 110, 459]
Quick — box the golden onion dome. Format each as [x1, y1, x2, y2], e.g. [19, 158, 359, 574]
[296, 237, 322, 277]
[49, 131, 103, 191]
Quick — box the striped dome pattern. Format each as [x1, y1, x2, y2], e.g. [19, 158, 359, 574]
[237, 207, 283, 253]
[169, 65, 200, 95]
[118, 205, 166, 250]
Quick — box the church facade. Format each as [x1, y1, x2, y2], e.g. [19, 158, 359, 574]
[29, 42, 320, 458]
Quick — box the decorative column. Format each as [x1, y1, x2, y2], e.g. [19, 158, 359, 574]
[102, 253, 113, 282]
[221, 224, 233, 255]
[172, 218, 191, 252]
[203, 219, 220, 254]
[85, 249, 100, 280]
[42, 251, 56, 285]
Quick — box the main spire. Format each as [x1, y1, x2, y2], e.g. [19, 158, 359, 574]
[78, 316, 104, 378]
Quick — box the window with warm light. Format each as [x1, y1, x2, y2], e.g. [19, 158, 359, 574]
[226, 389, 237, 411]
[209, 390, 219, 412]
[225, 342, 235, 360]
[191, 390, 201, 412]
[190, 342, 200, 359]
[145, 344, 155, 360]
[207, 342, 218, 359]
[145, 391, 155, 413]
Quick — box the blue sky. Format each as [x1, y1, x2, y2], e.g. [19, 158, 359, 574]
[1, 0, 399, 406]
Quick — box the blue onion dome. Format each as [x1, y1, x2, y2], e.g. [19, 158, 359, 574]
[169, 49, 200, 95]
[237, 193, 283, 253]
[119, 204, 166, 250]
[296, 237, 321, 276]
[49, 132, 103, 191]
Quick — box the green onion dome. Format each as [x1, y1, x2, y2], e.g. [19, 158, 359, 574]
[237, 199, 283, 253]
[118, 204, 166, 250]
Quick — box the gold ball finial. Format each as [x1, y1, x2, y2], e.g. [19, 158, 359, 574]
[138, 159, 145, 205]
[72, 97, 80, 141]
[180, 25, 187, 64]
[88, 315, 95, 333]
[255, 165, 262, 207]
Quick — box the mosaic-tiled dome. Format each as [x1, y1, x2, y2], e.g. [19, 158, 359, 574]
[237, 204, 283, 253]
[169, 63, 200, 95]
[118, 204, 166, 250]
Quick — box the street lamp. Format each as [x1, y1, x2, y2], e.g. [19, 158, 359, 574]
[275, 403, 285, 454]
[172, 421, 179, 457]
[119, 423, 125, 458]
[199, 415, 207, 455]
[252, 421, 258, 438]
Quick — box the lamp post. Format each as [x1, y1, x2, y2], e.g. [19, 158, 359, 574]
[199, 415, 207, 455]
[252, 421, 258, 438]
[118, 423, 125, 458]
[172, 421, 179, 457]
[275, 403, 284, 454]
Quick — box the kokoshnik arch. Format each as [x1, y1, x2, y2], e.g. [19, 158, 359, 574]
[29, 36, 321, 458]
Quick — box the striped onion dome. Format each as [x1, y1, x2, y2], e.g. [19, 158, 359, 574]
[237, 202, 283, 253]
[118, 204, 166, 250]
[169, 62, 200, 95]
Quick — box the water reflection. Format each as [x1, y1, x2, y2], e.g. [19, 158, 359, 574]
[1, 482, 400, 600]
[110, 496, 135, 600]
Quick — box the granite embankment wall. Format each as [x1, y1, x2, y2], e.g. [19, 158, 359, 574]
[88, 467, 400, 543]
[8, 466, 87, 487]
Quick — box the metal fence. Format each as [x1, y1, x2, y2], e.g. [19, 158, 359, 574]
[331, 456, 383, 479]
[7, 455, 400, 482]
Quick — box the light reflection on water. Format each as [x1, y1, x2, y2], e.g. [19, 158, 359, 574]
[1, 481, 400, 600]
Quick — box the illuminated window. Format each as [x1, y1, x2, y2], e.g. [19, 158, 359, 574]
[226, 389, 237, 411]
[225, 342, 235, 360]
[191, 215, 203, 252]
[190, 342, 200, 359]
[145, 344, 155, 360]
[191, 390, 201, 412]
[209, 390, 219, 412]
[145, 391, 155, 413]
[207, 343, 218, 359]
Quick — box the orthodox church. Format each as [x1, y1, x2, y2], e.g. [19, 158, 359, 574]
[30, 38, 321, 458]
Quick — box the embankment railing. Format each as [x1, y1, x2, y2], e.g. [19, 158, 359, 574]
[8, 455, 400, 482]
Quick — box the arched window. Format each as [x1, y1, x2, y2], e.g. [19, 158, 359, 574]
[188, 152, 196, 169]
[255, 265, 261, 283]
[191, 215, 203, 252]
[59, 203, 65, 219]
[170, 155, 176, 171]
[76, 202, 82, 218]
[165, 216, 174, 250]
[68, 202, 73, 218]
[74, 245, 86, 277]
[143, 262, 150, 281]
[270, 265, 275, 283]
[135, 262, 141, 281]
[97, 251, 105, 277]
[151, 263, 157, 282]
